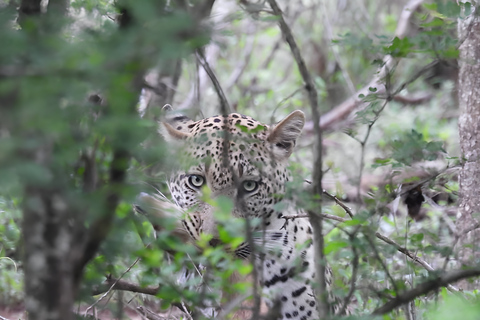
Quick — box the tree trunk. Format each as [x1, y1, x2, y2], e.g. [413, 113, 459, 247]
[23, 187, 77, 320]
[456, 4, 480, 272]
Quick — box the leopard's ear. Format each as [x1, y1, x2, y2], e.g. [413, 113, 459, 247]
[267, 110, 305, 160]
[159, 104, 193, 142]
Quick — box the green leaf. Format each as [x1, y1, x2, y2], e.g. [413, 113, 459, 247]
[410, 233, 424, 243]
[372, 158, 392, 169]
[442, 47, 459, 59]
[341, 219, 363, 227]
[235, 123, 266, 134]
[390, 129, 445, 166]
[423, 3, 438, 11]
[324, 240, 349, 255]
[384, 37, 414, 58]
[421, 18, 445, 28]
[426, 294, 480, 320]
[259, 15, 280, 22]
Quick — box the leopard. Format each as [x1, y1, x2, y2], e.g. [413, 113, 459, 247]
[139, 106, 335, 319]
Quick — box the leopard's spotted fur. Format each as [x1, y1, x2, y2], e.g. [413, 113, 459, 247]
[146, 108, 336, 319]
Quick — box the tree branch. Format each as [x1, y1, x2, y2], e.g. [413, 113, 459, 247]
[86, 256, 142, 315]
[74, 149, 130, 285]
[92, 277, 193, 316]
[372, 267, 480, 315]
[195, 49, 232, 114]
[337, 233, 359, 315]
[18, 0, 41, 28]
[303, 0, 426, 132]
[92, 277, 159, 296]
[283, 199, 459, 293]
[266, 0, 328, 316]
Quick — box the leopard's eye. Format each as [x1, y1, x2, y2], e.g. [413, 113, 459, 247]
[242, 180, 258, 193]
[188, 175, 205, 188]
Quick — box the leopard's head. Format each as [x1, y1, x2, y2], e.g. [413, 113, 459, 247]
[160, 108, 305, 255]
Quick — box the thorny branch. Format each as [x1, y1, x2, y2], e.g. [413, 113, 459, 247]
[266, 0, 328, 317]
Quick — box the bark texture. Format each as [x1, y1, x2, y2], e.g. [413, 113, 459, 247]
[457, 6, 480, 269]
[23, 187, 77, 320]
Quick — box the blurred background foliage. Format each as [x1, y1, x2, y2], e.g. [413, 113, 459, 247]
[0, 0, 476, 319]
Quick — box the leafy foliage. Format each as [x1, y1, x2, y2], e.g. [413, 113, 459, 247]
[0, 0, 476, 319]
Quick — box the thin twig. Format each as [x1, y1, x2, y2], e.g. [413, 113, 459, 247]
[390, 61, 439, 97]
[303, 0, 427, 132]
[365, 232, 399, 293]
[93, 276, 195, 316]
[374, 232, 459, 293]
[396, 164, 459, 199]
[86, 256, 142, 315]
[259, 1, 297, 69]
[338, 233, 359, 315]
[270, 88, 303, 124]
[195, 49, 232, 114]
[216, 292, 252, 320]
[320, 0, 356, 95]
[226, 24, 256, 91]
[355, 99, 389, 204]
[282, 205, 458, 293]
[0, 257, 18, 272]
[137, 306, 164, 320]
[322, 189, 354, 218]
[283, 212, 343, 223]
